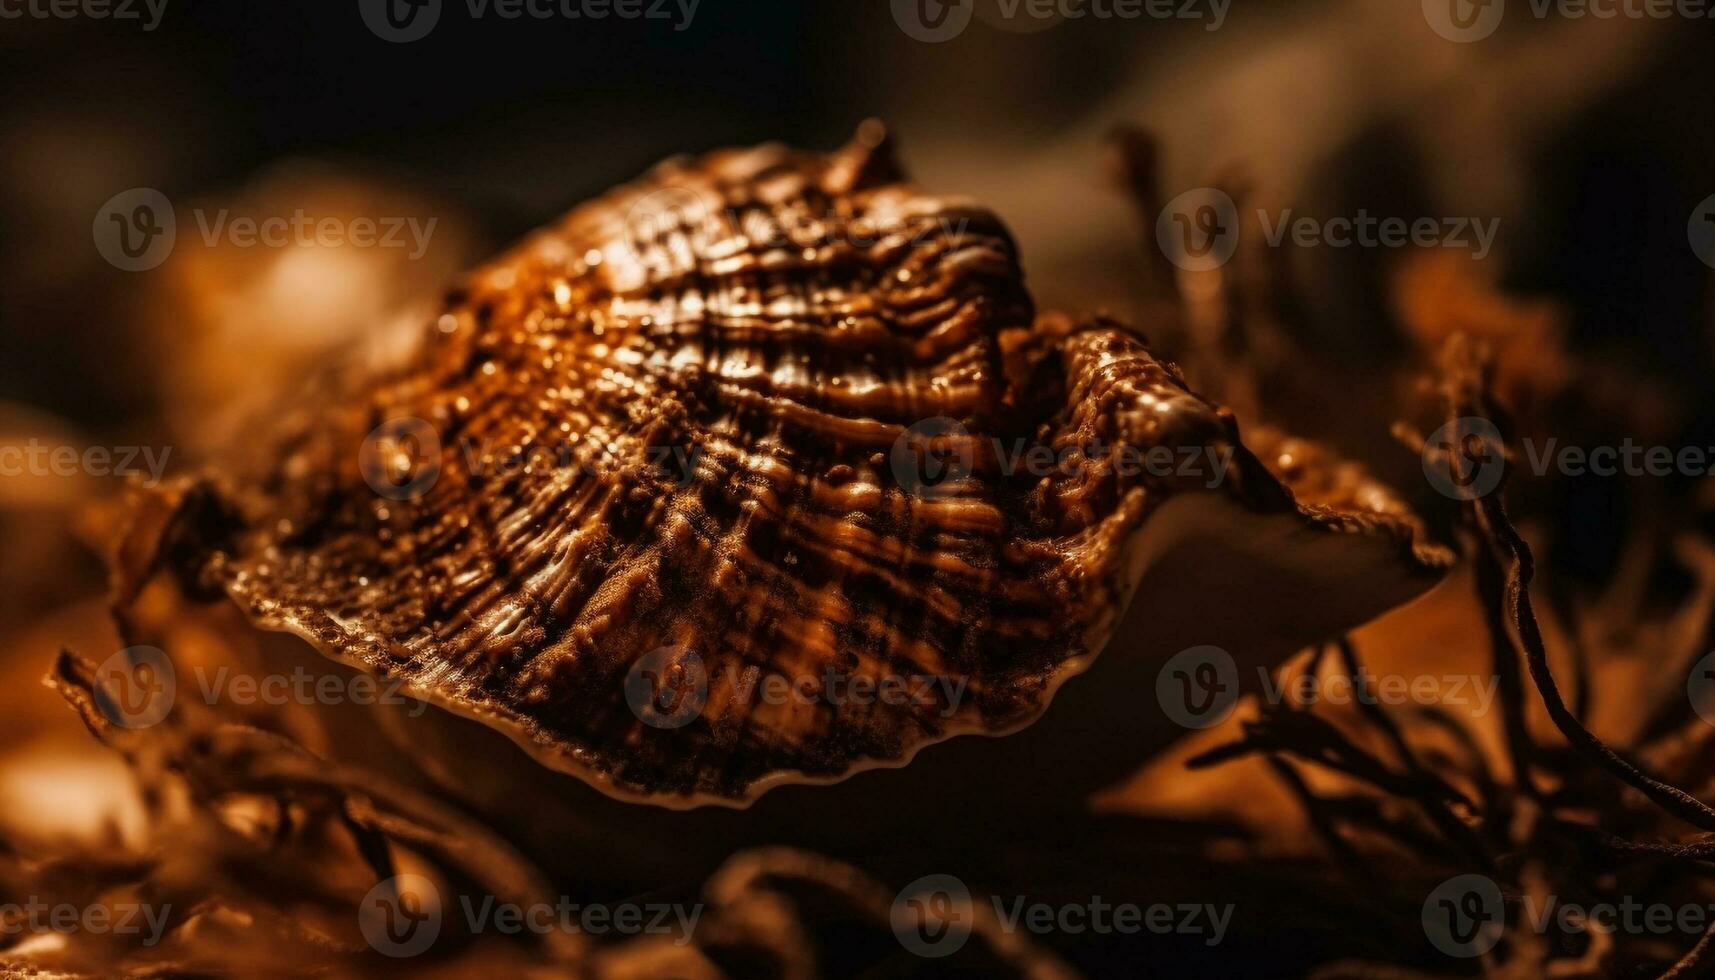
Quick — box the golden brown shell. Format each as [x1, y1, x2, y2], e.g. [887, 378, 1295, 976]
[138, 124, 1448, 805]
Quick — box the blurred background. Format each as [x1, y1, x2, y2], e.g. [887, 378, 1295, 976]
[5, 0, 1715, 547]
[5, 2, 1715, 975]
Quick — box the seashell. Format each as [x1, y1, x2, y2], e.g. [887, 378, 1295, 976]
[111, 123, 1451, 890]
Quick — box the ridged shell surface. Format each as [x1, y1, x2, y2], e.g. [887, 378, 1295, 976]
[178, 126, 1442, 803]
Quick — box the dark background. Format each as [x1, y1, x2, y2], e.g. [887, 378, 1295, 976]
[4, 1, 1714, 610]
[4, 5, 1715, 975]
[3, 2, 1704, 414]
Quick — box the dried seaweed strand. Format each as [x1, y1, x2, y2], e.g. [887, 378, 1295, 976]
[1565, 826, 1715, 865]
[1472, 525, 1545, 805]
[1334, 639, 1494, 868]
[1658, 921, 1715, 980]
[1263, 756, 1385, 896]
[49, 648, 586, 967]
[1443, 339, 1715, 835]
[1434, 337, 1715, 979]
